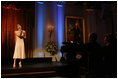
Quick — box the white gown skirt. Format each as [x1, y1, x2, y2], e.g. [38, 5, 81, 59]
[13, 36, 25, 59]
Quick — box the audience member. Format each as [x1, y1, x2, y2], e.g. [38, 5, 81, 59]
[85, 33, 102, 77]
[103, 33, 117, 77]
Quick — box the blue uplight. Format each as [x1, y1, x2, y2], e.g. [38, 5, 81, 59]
[37, 1, 44, 4]
[35, 2, 44, 49]
[58, 3, 64, 49]
[38, 52, 44, 57]
[57, 4, 63, 7]
[58, 52, 62, 57]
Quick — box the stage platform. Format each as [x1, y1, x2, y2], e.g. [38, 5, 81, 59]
[1, 62, 67, 78]
[1, 57, 66, 78]
[1, 57, 52, 65]
[1, 58, 89, 78]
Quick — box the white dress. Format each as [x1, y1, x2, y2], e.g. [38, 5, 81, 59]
[13, 30, 26, 59]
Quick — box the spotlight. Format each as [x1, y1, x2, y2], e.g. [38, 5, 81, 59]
[57, 1, 63, 7]
[37, 1, 44, 4]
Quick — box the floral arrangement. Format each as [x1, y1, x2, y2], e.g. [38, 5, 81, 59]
[45, 41, 58, 55]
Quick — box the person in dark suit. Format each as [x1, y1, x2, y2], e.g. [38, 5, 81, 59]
[85, 33, 102, 77]
[103, 33, 117, 78]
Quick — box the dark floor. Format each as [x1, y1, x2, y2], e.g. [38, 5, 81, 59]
[1, 58, 117, 78]
[2, 62, 66, 70]
[1, 62, 68, 78]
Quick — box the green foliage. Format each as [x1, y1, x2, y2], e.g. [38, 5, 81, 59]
[45, 41, 58, 55]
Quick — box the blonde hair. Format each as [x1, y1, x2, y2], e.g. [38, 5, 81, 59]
[17, 24, 22, 30]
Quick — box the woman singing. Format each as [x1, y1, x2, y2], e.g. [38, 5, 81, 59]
[13, 24, 26, 68]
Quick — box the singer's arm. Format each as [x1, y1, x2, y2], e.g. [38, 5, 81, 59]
[14, 31, 23, 38]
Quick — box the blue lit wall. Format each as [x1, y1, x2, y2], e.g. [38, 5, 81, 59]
[36, 2, 44, 49]
[34, 2, 64, 58]
[53, 1, 58, 46]
[34, 2, 45, 57]
[57, 4, 64, 49]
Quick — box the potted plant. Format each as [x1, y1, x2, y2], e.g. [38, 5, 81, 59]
[45, 25, 58, 55]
